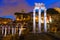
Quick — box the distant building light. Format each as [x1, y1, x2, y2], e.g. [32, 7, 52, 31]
[35, 16, 52, 23]
[16, 18, 20, 21]
[3, 21, 7, 24]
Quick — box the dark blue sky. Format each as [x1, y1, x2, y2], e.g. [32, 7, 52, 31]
[0, 0, 60, 20]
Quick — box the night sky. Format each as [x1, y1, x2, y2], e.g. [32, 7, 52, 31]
[0, 0, 60, 20]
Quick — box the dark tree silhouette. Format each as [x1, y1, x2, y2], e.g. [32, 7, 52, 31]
[47, 8, 59, 15]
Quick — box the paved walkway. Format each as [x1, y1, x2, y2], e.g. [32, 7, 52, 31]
[1, 32, 60, 40]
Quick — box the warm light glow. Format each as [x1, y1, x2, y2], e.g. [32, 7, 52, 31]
[16, 18, 20, 21]
[49, 16, 52, 23]
[24, 18, 25, 20]
[26, 16, 30, 20]
[35, 16, 52, 23]
[41, 16, 52, 23]
[3, 21, 7, 24]
[35, 16, 38, 22]
[54, 8, 60, 13]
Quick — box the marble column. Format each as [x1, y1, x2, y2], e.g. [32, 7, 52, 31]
[38, 9, 41, 33]
[33, 9, 36, 33]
